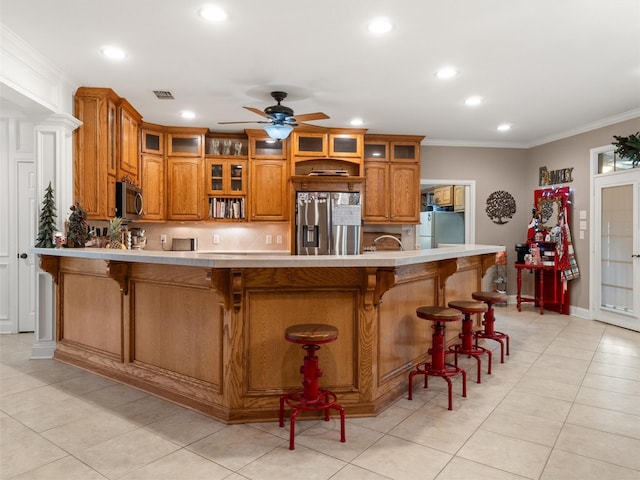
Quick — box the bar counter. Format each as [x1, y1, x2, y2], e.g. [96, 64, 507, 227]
[34, 245, 504, 423]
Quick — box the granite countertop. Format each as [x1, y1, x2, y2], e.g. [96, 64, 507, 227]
[31, 245, 505, 268]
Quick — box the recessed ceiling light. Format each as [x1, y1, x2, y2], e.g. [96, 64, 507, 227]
[497, 123, 512, 131]
[199, 6, 228, 22]
[436, 66, 458, 79]
[181, 110, 196, 119]
[101, 46, 126, 60]
[350, 118, 364, 126]
[465, 96, 483, 107]
[368, 18, 392, 33]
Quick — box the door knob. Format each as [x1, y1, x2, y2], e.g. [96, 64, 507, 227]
[18, 253, 28, 259]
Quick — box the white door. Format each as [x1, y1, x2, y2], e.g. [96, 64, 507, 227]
[18, 161, 37, 332]
[593, 168, 640, 331]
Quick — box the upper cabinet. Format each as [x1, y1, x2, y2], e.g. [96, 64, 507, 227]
[247, 130, 289, 222]
[139, 124, 165, 221]
[363, 134, 423, 224]
[165, 127, 207, 221]
[205, 133, 248, 220]
[117, 99, 143, 180]
[74, 87, 142, 219]
[291, 129, 366, 177]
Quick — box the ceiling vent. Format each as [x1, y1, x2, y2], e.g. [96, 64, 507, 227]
[152, 90, 175, 99]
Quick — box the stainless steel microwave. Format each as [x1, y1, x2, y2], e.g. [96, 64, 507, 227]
[115, 182, 143, 221]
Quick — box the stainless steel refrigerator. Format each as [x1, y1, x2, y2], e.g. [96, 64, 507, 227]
[296, 191, 362, 255]
[418, 211, 465, 249]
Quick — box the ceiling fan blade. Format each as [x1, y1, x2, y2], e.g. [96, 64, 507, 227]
[218, 120, 269, 125]
[291, 112, 330, 122]
[243, 106, 270, 118]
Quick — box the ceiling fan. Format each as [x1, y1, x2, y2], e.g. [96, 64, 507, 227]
[218, 91, 329, 139]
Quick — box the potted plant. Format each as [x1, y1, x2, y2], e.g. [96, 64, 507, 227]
[35, 182, 57, 248]
[67, 203, 89, 248]
[612, 132, 640, 167]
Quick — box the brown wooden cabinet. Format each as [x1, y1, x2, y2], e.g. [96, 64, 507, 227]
[165, 128, 207, 221]
[454, 185, 465, 212]
[434, 185, 453, 207]
[204, 133, 248, 220]
[139, 124, 165, 221]
[247, 130, 289, 222]
[117, 99, 142, 180]
[291, 130, 364, 159]
[249, 159, 288, 221]
[140, 153, 165, 220]
[166, 156, 204, 220]
[363, 134, 423, 224]
[74, 87, 141, 219]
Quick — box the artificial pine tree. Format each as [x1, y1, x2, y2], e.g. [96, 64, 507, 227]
[67, 203, 89, 248]
[35, 182, 57, 248]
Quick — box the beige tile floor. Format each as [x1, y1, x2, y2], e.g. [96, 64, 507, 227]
[1, 305, 639, 479]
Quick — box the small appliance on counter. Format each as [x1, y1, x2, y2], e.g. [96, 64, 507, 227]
[129, 228, 147, 250]
[172, 238, 198, 251]
[296, 191, 362, 255]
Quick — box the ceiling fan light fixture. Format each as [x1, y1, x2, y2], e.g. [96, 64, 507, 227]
[264, 123, 293, 140]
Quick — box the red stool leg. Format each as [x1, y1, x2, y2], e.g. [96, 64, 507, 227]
[475, 301, 510, 363]
[408, 321, 466, 410]
[280, 341, 345, 450]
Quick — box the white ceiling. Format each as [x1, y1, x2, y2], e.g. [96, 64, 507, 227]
[2, 0, 639, 147]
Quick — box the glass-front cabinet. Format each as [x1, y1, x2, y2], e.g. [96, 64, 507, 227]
[206, 159, 246, 195]
[205, 133, 248, 220]
[291, 130, 364, 159]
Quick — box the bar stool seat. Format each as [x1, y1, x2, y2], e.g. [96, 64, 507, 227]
[279, 324, 345, 450]
[471, 291, 510, 363]
[447, 300, 491, 383]
[409, 306, 466, 410]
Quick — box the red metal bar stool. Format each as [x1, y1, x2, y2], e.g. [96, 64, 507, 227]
[409, 306, 466, 410]
[279, 323, 346, 450]
[471, 291, 510, 363]
[447, 300, 491, 383]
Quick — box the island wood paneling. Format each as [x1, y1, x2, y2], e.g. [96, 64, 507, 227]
[132, 281, 222, 387]
[59, 268, 122, 358]
[48, 253, 494, 423]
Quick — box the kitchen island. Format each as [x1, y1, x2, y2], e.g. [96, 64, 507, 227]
[34, 245, 504, 423]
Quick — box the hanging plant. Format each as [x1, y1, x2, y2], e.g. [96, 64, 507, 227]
[612, 132, 640, 167]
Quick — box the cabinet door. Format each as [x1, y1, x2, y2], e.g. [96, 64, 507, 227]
[249, 136, 286, 159]
[454, 185, 465, 212]
[391, 142, 418, 162]
[141, 128, 164, 155]
[250, 160, 288, 221]
[364, 142, 388, 162]
[107, 175, 117, 218]
[166, 156, 203, 220]
[389, 163, 420, 222]
[168, 134, 203, 157]
[206, 158, 246, 195]
[119, 106, 140, 179]
[363, 162, 389, 222]
[291, 132, 327, 157]
[140, 154, 164, 220]
[329, 133, 362, 158]
[74, 92, 117, 219]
